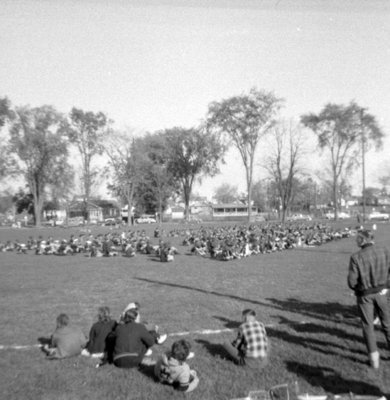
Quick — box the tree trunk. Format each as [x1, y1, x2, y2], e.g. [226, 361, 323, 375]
[183, 179, 191, 221]
[333, 172, 338, 221]
[246, 159, 253, 223]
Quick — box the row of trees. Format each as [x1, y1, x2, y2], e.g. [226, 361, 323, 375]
[0, 89, 385, 225]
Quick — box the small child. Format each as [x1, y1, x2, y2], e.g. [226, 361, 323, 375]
[81, 306, 117, 358]
[42, 313, 86, 359]
[154, 339, 199, 393]
[223, 309, 268, 368]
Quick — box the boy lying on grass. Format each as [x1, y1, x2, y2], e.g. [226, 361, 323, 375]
[42, 313, 87, 359]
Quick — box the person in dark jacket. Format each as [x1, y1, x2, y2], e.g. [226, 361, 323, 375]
[82, 306, 116, 358]
[112, 308, 155, 368]
[347, 228, 390, 369]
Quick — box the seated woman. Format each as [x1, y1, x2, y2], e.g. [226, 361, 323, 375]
[81, 306, 116, 358]
[111, 309, 155, 368]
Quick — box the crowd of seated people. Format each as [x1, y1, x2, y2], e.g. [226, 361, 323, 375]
[0, 230, 180, 262]
[0, 222, 353, 262]
[179, 222, 353, 261]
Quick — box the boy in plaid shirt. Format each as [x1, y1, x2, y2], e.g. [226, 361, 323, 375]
[223, 309, 268, 368]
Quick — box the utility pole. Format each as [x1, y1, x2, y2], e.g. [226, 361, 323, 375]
[361, 108, 366, 223]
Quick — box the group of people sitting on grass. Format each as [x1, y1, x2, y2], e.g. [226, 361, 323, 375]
[0, 222, 353, 262]
[41, 304, 268, 393]
[0, 231, 179, 262]
[182, 222, 353, 260]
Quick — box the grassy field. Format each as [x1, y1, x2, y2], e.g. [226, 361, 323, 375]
[1, 221, 390, 400]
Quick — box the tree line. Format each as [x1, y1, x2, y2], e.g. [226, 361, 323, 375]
[0, 89, 385, 226]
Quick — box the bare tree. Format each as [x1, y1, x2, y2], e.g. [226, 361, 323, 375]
[67, 108, 108, 221]
[264, 120, 305, 222]
[102, 129, 140, 226]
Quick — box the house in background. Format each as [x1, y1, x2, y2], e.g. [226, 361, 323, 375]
[67, 199, 120, 222]
[212, 202, 258, 222]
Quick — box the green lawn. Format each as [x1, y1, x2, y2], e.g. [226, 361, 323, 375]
[1, 222, 390, 399]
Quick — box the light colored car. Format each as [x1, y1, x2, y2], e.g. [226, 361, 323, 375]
[325, 211, 349, 220]
[288, 213, 312, 221]
[136, 216, 156, 224]
[368, 211, 389, 221]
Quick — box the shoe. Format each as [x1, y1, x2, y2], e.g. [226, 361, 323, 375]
[145, 348, 153, 357]
[187, 352, 195, 360]
[81, 349, 91, 357]
[157, 334, 167, 345]
[91, 352, 104, 359]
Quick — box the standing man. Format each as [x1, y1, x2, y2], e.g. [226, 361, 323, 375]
[348, 228, 390, 369]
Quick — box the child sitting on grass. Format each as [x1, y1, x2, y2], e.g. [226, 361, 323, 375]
[154, 339, 199, 393]
[42, 313, 87, 359]
[222, 309, 268, 368]
[81, 306, 117, 358]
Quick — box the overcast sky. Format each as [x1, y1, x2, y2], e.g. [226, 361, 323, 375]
[1, 0, 389, 198]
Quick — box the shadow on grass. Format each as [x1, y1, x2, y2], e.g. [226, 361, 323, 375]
[195, 339, 229, 359]
[37, 336, 51, 345]
[138, 364, 157, 381]
[267, 327, 366, 364]
[267, 298, 358, 324]
[135, 277, 358, 327]
[286, 361, 382, 395]
[293, 247, 352, 255]
[273, 316, 362, 343]
[213, 315, 240, 329]
[135, 277, 276, 308]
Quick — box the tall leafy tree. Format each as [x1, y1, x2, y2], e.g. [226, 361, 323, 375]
[207, 88, 282, 221]
[8, 105, 70, 226]
[67, 108, 108, 220]
[164, 127, 225, 220]
[135, 132, 179, 221]
[379, 174, 390, 195]
[0, 97, 13, 128]
[213, 183, 239, 204]
[0, 97, 15, 179]
[301, 102, 384, 220]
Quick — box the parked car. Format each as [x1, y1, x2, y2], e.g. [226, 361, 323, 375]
[325, 211, 350, 220]
[104, 218, 117, 226]
[368, 211, 389, 221]
[288, 213, 312, 221]
[135, 215, 157, 224]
